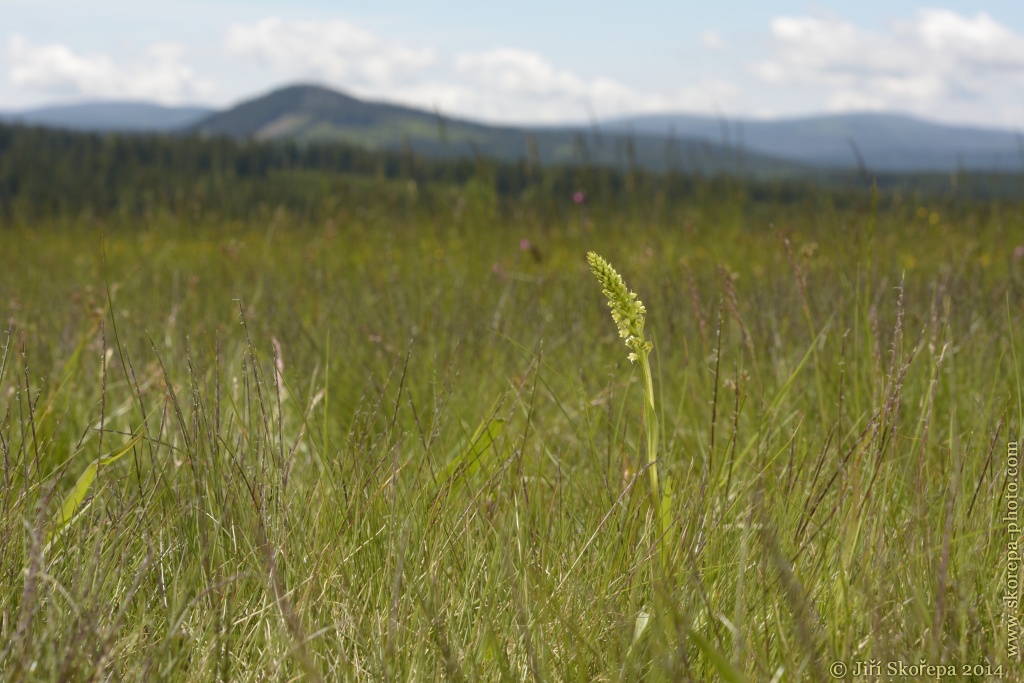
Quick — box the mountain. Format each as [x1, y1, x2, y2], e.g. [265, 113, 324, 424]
[0, 101, 214, 132]
[603, 112, 1024, 173]
[189, 84, 802, 176]
[8, 86, 1021, 175]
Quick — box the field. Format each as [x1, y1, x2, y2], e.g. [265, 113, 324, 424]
[1, 175, 1022, 681]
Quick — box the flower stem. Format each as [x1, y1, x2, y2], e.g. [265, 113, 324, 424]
[638, 351, 660, 513]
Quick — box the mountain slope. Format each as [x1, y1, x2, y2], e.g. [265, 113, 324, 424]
[0, 102, 213, 132]
[192, 84, 485, 142]
[604, 112, 1024, 172]
[12, 86, 1017, 175]
[189, 84, 803, 175]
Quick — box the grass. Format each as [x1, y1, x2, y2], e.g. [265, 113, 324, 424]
[0, 190, 1022, 681]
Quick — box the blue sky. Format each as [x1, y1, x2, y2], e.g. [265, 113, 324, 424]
[3, 1, 1024, 127]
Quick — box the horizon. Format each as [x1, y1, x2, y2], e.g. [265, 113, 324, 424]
[4, 81, 1022, 134]
[3, 2, 1024, 129]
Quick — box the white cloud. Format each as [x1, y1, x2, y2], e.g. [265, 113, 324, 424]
[222, 22, 736, 124]
[700, 31, 722, 50]
[455, 49, 594, 98]
[754, 9, 1024, 121]
[427, 48, 735, 123]
[4, 35, 211, 103]
[0, 15, 742, 123]
[225, 18, 436, 86]
[447, 48, 638, 121]
[6, 8, 1024, 127]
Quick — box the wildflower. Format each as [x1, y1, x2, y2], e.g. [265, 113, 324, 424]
[586, 251, 652, 363]
[586, 252, 666, 554]
[520, 238, 543, 263]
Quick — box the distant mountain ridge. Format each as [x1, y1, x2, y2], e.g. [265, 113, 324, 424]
[603, 112, 1024, 173]
[192, 84, 475, 141]
[188, 84, 792, 175]
[0, 101, 213, 132]
[4, 85, 1023, 173]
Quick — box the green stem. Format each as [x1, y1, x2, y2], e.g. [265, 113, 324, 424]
[638, 351, 659, 512]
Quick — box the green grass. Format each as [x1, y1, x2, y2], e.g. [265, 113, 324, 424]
[0, 191, 1022, 681]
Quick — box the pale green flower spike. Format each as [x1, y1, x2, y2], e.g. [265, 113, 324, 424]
[587, 252, 668, 557]
[586, 252, 653, 363]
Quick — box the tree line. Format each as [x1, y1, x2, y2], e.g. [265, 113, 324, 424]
[0, 122, 1012, 225]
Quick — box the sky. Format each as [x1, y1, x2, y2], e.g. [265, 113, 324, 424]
[3, 1, 1024, 128]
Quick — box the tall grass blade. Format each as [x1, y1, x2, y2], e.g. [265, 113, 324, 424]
[45, 429, 145, 552]
[443, 416, 507, 485]
[689, 628, 749, 683]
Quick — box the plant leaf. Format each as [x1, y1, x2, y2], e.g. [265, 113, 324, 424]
[632, 611, 650, 645]
[689, 628, 749, 683]
[444, 417, 507, 484]
[45, 430, 145, 551]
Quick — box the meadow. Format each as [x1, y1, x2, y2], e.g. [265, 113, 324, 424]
[1, 172, 1022, 681]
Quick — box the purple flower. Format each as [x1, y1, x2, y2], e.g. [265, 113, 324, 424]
[519, 238, 543, 263]
[573, 191, 586, 205]
[1015, 245, 1024, 262]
